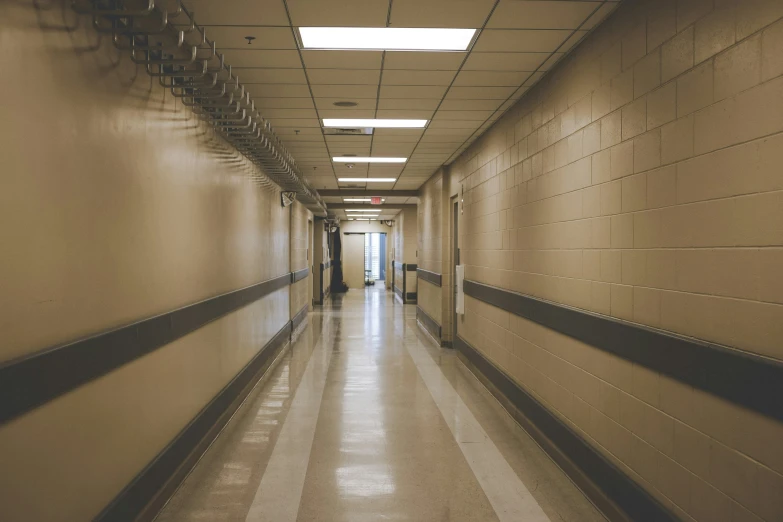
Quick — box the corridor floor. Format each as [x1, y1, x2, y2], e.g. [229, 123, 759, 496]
[156, 286, 605, 522]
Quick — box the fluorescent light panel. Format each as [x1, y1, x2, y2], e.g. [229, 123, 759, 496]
[345, 209, 382, 213]
[338, 178, 396, 182]
[324, 119, 427, 129]
[343, 198, 385, 202]
[333, 157, 407, 163]
[299, 27, 476, 52]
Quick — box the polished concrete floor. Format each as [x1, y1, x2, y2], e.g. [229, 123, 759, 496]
[156, 286, 605, 522]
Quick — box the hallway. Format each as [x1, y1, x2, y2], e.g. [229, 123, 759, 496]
[156, 287, 603, 522]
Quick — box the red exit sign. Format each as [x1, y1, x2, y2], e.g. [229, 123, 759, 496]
[371, 197, 382, 205]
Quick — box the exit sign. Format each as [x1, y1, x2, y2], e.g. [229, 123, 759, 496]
[371, 197, 382, 205]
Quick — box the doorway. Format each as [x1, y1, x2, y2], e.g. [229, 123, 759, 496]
[308, 219, 314, 309]
[451, 197, 459, 344]
[364, 232, 387, 285]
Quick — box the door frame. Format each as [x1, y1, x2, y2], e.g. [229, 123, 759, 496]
[451, 196, 460, 344]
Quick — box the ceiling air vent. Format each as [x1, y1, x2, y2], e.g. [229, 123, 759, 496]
[323, 127, 374, 136]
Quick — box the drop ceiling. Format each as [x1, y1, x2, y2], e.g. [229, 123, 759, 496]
[183, 0, 621, 218]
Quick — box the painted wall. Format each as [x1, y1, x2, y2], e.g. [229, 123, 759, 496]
[420, 0, 783, 520]
[313, 219, 331, 303]
[391, 208, 418, 297]
[290, 201, 312, 316]
[0, 4, 309, 521]
[418, 172, 443, 323]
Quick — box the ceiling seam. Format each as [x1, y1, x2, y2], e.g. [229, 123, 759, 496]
[390, 0, 501, 190]
[444, 0, 613, 165]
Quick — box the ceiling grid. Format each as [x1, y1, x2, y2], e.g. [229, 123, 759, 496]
[183, 0, 622, 219]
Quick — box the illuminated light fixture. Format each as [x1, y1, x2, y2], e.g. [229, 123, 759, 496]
[324, 119, 427, 129]
[343, 198, 385, 202]
[345, 210, 382, 213]
[333, 157, 407, 163]
[338, 178, 396, 182]
[299, 27, 476, 52]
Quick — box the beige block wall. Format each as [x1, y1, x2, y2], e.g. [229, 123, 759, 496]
[0, 4, 295, 520]
[448, 1, 783, 521]
[290, 201, 313, 316]
[418, 171, 444, 322]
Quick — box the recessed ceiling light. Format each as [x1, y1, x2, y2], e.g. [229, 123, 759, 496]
[324, 119, 427, 129]
[343, 198, 385, 202]
[299, 27, 477, 52]
[345, 209, 382, 213]
[333, 157, 407, 163]
[338, 178, 397, 182]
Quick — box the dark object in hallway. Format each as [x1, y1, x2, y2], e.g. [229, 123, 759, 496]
[330, 227, 348, 293]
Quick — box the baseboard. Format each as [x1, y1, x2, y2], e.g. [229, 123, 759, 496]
[416, 306, 441, 343]
[455, 335, 677, 522]
[96, 322, 293, 522]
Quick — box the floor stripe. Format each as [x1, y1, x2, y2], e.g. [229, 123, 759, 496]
[244, 318, 334, 522]
[404, 334, 551, 522]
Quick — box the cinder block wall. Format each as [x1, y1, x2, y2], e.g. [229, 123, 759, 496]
[440, 0, 783, 520]
[418, 171, 444, 325]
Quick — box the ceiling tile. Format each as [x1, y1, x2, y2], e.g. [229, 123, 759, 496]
[375, 109, 435, 119]
[487, 1, 602, 29]
[261, 108, 319, 119]
[202, 26, 296, 49]
[428, 120, 482, 129]
[439, 98, 505, 110]
[301, 51, 383, 69]
[419, 134, 468, 142]
[446, 86, 516, 99]
[267, 118, 321, 127]
[311, 84, 379, 98]
[368, 165, 407, 174]
[380, 85, 448, 99]
[423, 127, 476, 136]
[221, 49, 301, 68]
[371, 144, 417, 155]
[254, 98, 315, 109]
[325, 135, 373, 145]
[384, 52, 466, 71]
[276, 127, 322, 135]
[287, 0, 389, 26]
[474, 29, 574, 53]
[318, 109, 377, 118]
[373, 128, 425, 138]
[371, 134, 422, 143]
[433, 110, 495, 120]
[307, 69, 380, 85]
[183, 0, 290, 25]
[462, 52, 550, 71]
[314, 98, 377, 111]
[452, 70, 529, 87]
[381, 70, 457, 86]
[237, 68, 308, 84]
[377, 98, 441, 110]
[245, 84, 312, 97]
[389, 0, 495, 28]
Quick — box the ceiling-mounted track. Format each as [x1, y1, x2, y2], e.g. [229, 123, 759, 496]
[71, 0, 327, 216]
